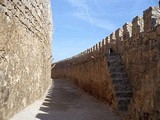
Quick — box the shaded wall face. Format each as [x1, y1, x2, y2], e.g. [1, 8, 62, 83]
[0, 0, 53, 120]
[52, 56, 117, 108]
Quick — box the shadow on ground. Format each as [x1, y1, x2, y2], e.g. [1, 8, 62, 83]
[36, 79, 120, 120]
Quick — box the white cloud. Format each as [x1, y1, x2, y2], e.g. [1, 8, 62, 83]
[67, 0, 152, 32]
[67, 0, 116, 32]
[67, 0, 86, 8]
[93, 18, 117, 31]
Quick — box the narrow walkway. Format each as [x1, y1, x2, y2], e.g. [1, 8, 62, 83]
[11, 79, 121, 120]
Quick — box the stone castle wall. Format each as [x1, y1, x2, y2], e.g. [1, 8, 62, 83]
[0, 0, 53, 120]
[52, 7, 160, 119]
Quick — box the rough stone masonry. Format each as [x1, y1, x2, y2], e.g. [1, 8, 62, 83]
[0, 0, 53, 120]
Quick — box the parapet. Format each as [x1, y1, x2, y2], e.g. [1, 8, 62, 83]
[53, 6, 160, 66]
[123, 23, 132, 41]
[132, 16, 144, 38]
[143, 7, 160, 32]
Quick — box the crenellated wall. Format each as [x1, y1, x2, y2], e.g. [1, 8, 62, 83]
[0, 0, 53, 120]
[52, 7, 160, 119]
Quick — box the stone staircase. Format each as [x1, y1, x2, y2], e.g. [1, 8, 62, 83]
[108, 53, 133, 111]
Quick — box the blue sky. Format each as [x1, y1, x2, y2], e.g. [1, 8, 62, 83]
[51, 0, 157, 62]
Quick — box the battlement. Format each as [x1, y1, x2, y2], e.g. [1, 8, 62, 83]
[53, 6, 160, 68]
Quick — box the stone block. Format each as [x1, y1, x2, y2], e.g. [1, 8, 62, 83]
[132, 16, 144, 37]
[123, 23, 132, 41]
[110, 32, 116, 45]
[156, 25, 160, 36]
[115, 28, 123, 41]
[148, 31, 157, 40]
[143, 7, 160, 32]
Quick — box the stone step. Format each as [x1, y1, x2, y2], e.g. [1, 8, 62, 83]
[109, 66, 125, 72]
[111, 72, 128, 78]
[109, 62, 124, 67]
[107, 52, 133, 112]
[111, 73, 129, 80]
[118, 98, 131, 105]
[118, 104, 128, 111]
[116, 91, 133, 98]
[109, 53, 119, 56]
[108, 58, 122, 62]
[112, 77, 129, 80]
[111, 72, 128, 75]
[108, 58, 121, 62]
[112, 79, 130, 85]
[109, 60, 123, 64]
[109, 60, 123, 65]
[114, 85, 132, 91]
[108, 55, 121, 60]
[118, 98, 131, 112]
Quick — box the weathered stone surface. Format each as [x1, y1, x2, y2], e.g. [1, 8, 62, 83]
[115, 28, 123, 52]
[52, 6, 160, 120]
[144, 7, 160, 32]
[0, 0, 53, 120]
[156, 25, 160, 36]
[123, 23, 132, 41]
